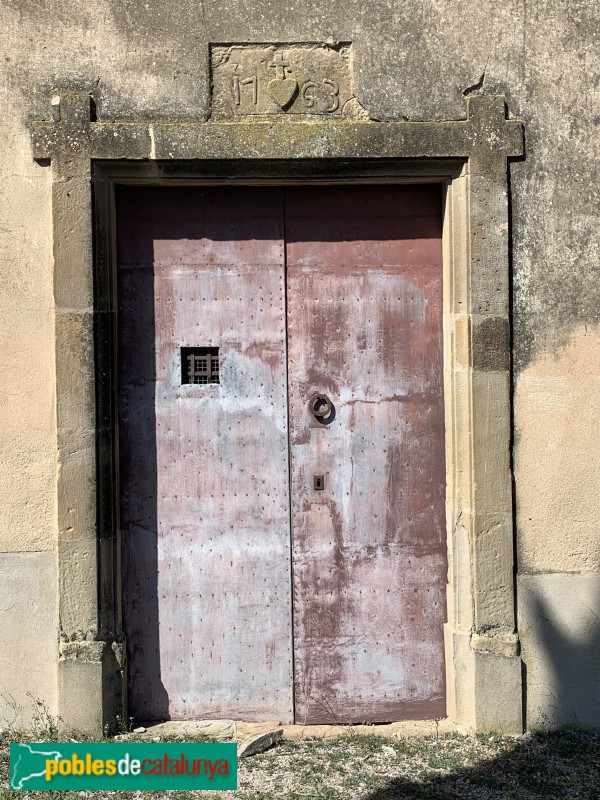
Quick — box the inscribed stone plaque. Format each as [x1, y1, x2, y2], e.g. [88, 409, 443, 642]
[210, 43, 366, 119]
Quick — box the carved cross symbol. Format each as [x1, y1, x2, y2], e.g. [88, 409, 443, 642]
[269, 52, 291, 81]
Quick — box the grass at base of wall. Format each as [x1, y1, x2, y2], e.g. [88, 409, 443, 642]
[1, 728, 599, 799]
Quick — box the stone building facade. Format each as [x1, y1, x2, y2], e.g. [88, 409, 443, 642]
[0, 0, 599, 733]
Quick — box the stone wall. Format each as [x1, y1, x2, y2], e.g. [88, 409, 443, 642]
[0, 0, 598, 729]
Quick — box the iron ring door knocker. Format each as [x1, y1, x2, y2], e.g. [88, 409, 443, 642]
[309, 393, 334, 422]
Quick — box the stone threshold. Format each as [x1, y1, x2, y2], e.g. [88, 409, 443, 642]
[119, 717, 460, 742]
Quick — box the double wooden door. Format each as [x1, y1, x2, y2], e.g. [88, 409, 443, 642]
[117, 184, 446, 724]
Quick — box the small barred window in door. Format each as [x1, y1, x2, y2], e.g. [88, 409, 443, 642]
[181, 347, 219, 384]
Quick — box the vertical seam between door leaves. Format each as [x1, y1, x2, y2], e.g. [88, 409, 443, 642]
[282, 187, 297, 723]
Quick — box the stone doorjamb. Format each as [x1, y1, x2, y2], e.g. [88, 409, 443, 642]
[30, 93, 524, 735]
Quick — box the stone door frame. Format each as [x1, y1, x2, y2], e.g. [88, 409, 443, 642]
[31, 93, 523, 734]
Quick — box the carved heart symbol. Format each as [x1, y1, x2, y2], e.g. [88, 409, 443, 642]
[267, 78, 298, 109]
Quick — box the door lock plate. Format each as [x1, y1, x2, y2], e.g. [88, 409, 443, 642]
[313, 475, 325, 491]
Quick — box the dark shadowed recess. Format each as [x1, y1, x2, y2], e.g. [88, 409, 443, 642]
[114, 184, 442, 256]
[116, 186, 169, 720]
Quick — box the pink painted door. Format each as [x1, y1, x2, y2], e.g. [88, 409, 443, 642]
[117, 184, 446, 724]
[286, 186, 446, 723]
[117, 187, 294, 721]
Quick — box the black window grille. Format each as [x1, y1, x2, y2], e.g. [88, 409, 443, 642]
[181, 347, 220, 385]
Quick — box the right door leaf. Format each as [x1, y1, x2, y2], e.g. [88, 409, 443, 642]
[286, 185, 447, 724]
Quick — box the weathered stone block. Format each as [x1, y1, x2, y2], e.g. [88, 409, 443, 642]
[472, 513, 515, 632]
[52, 158, 93, 311]
[58, 639, 124, 736]
[471, 316, 510, 372]
[473, 650, 523, 733]
[56, 428, 96, 540]
[211, 43, 363, 119]
[468, 174, 510, 316]
[58, 646, 104, 735]
[54, 310, 96, 432]
[58, 537, 98, 638]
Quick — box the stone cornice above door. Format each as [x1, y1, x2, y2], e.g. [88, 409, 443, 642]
[31, 92, 523, 176]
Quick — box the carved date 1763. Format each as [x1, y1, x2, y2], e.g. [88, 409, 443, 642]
[210, 43, 366, 118]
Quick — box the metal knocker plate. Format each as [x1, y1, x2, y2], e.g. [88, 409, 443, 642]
[310, 393, 333, 419]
